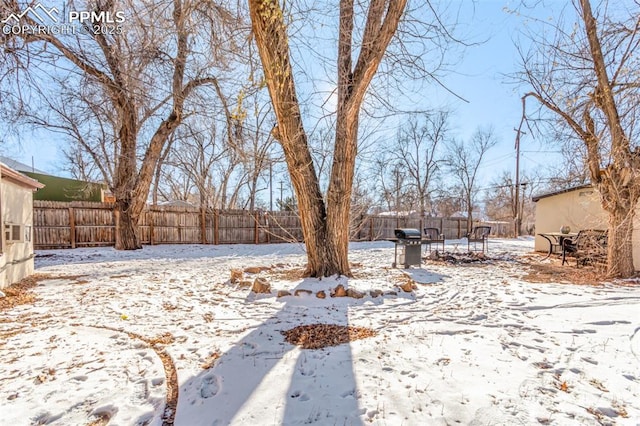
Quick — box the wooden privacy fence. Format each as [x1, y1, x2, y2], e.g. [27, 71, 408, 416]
[33, 201, 510, 249]
[353, 215, 471, 241]
[33, 201, 303, 249]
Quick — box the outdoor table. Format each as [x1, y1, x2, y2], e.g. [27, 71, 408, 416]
[538, 232, 578, 260]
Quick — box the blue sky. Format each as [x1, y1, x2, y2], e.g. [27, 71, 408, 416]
[3, 0, 562, 188]
[427, 0, 560, 187]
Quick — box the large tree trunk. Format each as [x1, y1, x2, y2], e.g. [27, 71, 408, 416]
[597, 172, 639, 278]
[325, 116, 359, 275]
[326, 0, 407, 274]
[580, 0, 639, 278]
[248, 0, 341, 276]
[114, 199, 141, 250]
[113, 110, 142, 250]
[113, 112, 182, 249]
[248, 0, 406, 276]
[605, 202, 636, 278]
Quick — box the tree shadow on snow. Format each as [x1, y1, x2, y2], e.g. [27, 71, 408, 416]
[175, 277, 399, 426]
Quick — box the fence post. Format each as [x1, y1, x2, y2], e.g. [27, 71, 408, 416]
[149, 208, 155, 245]
[200, 207, 206, 244]
[113, 207, 119, 247]
[266, 212, 271, 243]
[213, 209, 219, 245]
[253, 211, 259, 244]
[68, 207, 76, 249]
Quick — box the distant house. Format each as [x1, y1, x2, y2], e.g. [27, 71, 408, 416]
[532, 184, 640, 269]
[1, 163, 45, 288]
[0, 157, 107, 202]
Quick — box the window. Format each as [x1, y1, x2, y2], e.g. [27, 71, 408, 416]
[4, 223, 24, 243]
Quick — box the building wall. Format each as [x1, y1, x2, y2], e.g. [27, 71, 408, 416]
[23, 171, 104, 202]
[1, 180, 36, 288]
[534, 187, 640, 270]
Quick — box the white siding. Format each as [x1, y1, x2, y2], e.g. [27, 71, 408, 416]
[1, 179, 36, 288]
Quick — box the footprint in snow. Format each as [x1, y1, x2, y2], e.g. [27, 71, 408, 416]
[200, 374, 220, 398]
[289, 390, 310, 401]
[130, 379, 150, 404]
[242, 342, 257, 352]
[581, 356, 598, 365]
[298, 365, 315, 376]
[366, 409, 379, 419]
[340, 389, 359, 399]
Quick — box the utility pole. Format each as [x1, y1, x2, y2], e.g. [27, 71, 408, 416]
[279, 180, 284, 210]
[514, 127, 526, 237]
[520, 182, 528, 234]
[269, 161, 273, 212]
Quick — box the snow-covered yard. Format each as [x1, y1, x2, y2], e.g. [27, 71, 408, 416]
[1, 238, 639, 425]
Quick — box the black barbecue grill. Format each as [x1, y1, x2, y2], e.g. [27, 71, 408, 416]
[390, 228, 423, 268]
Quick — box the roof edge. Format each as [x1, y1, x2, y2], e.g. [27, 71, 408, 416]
[532, 184, 593, 202]
[1, 163, 46, 190]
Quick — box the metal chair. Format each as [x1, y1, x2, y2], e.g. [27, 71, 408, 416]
[466, 226, 491, 252]
[562, 229, 608, 266]
[423, 227, 445, 253]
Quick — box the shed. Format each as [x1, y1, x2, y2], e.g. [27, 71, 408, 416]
[532, 184, 640, 270]
[1, 163, 45, 289]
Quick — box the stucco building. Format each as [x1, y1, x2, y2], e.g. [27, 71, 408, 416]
[532, 184, 640, 270]
[1, 163, 44, 288]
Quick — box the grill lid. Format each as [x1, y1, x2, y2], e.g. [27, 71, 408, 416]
[394, 228, 421, 239]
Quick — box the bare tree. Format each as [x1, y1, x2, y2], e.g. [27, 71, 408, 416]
[152, 135, 176, 206]
[62, 144, 102, 183]
[247, 0, 410, 276]
[394, 112, 449, 217]
[308, 127, 336, 195]
[170, 124, 226, 208]
[433, 190, 464, 218]
[1, 0, 243, 249]
[371, 153, 396, 212]
[158, 168, 195, 203]
[248, 0, 460, 276]
[485, 170, 541, 235]
[239, 99, 277, 211]
[447, 127, 497, 232]
[516, 0, 640, 277]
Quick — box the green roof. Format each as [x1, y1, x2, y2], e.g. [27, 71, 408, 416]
[23, 172, 105, 202]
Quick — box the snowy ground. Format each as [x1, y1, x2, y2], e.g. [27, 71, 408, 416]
[1, 238, 639, 425]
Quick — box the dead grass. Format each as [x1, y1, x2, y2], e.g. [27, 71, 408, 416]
[201, 351, 221, 370]
[268, 266, 305, 281]
[0, 273, 50, 311]
[521, 256, 607, 286]
[281, 323, 377, 349]
[0, 274, 91, 312]
[147, 332, 175, 346]
[85, 413, 111, 426]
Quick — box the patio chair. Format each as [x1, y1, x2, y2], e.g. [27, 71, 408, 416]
[562, 229, 608, 267]
[466, 226, 491, 253]
[423, 227, 445, 253]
